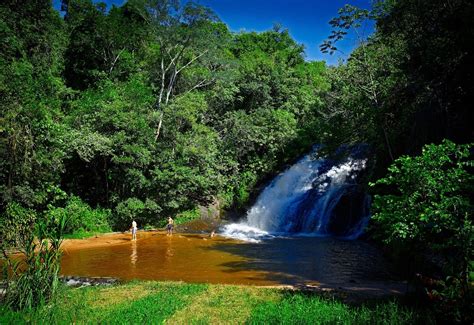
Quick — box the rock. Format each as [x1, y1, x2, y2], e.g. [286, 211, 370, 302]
[61, 276, 119, 288]
[198, 197, 221, 220]
[327, 187, 370, 236]
[66, 279, 82, 286]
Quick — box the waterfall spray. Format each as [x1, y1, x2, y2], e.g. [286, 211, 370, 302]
[222, 146, 370, 242]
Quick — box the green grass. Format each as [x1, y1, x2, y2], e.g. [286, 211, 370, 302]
[0, 281, 431, 324]
[247, 292, 426, 325]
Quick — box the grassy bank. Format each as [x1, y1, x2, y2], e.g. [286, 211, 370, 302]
[0, 281, 430, 324]
[63, 230, 109, 239]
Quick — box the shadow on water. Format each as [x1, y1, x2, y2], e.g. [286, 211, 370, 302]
[201, 236, 407, 296]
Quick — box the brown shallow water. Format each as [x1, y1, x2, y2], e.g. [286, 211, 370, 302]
[58, 231, 406, 295]
[60, 232, 271, 285]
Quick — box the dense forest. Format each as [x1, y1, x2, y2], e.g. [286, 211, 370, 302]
[1, 0, 472, 321]
[1, 0, 331, 232]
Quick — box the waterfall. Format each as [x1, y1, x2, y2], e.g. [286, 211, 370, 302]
[222, 145, 371, 242]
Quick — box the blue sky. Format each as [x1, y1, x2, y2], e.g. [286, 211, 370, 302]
[53, 0, 375, 65]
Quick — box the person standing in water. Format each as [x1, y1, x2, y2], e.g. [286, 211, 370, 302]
[166, 217, 174, 236]
[131, 220, 137, 241]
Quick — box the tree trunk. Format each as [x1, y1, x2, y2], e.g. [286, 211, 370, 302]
[104, 157, 109, 205]
[155, 111, 164, 141]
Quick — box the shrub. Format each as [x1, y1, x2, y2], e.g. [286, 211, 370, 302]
[59, 196, 111, 234]
[235, 171, 257, 207]
[371, 140, 473, 322]
[172, 207, 200, 226]
[114, 197, 161, 230]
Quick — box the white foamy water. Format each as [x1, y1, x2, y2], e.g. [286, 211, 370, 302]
[246, 153, 322, 232]
[221, 146, 370, 242]
[220, 223, 273, 243]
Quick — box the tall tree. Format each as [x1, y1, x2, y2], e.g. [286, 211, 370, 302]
[0, 0, 67, 209]
[133, 0, 231, 139]
[62, 0, 149, 89]
[320, 0, 473, 174]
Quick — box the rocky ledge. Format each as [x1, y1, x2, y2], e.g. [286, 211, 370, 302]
[61, 276, 120, 288]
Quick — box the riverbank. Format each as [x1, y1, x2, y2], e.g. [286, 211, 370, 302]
[0, 281, 428, 324]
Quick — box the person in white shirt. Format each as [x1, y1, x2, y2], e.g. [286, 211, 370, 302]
[131, 220, 137, 241]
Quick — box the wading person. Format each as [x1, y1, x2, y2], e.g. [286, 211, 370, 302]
[166, 217, 174, 236]
[131, 220, 137, 241]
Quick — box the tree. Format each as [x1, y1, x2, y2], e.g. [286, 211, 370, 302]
[0, 0, 68, 210]
[62, 75, 156, 208]
[320, 0, 474, 173]
[133, 0, 231, 139]
[321, 4, 398, 162]
[376, 0, 474, 147]
[62, 0, 149, 89]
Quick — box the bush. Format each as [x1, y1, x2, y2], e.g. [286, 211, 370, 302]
[59, 196, 111, 234]
[172, 208, 200, 226]
[0, 202, 36, 251]
[235, 171, 257, 207]
[371, 140, 473, 322]
[114, 197, 161, 230]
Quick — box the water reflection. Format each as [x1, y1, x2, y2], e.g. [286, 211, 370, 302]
[165, 236, 174, 261]
[130, 240, 137, 267]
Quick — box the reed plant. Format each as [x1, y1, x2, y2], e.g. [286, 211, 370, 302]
[1, 202, 66, 310]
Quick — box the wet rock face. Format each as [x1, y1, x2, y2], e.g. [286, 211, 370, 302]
[175, 218, 222, 234]
[327, 188, 369, 236]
